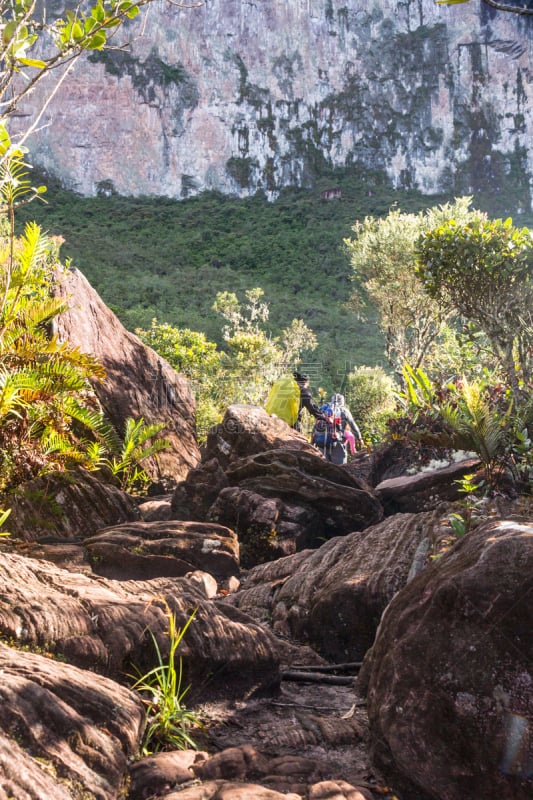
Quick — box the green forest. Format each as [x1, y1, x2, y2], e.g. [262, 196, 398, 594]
[17, 164, 532, 391]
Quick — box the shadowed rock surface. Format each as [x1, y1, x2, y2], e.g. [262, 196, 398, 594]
[172, 420, 383, 566]
[359, 518, 533, 800]
[53, 267, 201, 482]
[1, 469, 140, 541]
[375, 457, 482, 514]
[171, 457, 230, 521]
[84, 519, 240, 580]
[0, 553, 281, 699]
[227, 509, 448, 661]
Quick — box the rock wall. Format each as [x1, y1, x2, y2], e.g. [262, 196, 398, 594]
[11, 0, 533, 209]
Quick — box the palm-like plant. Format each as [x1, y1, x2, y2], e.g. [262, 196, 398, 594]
[441, 379, 508, 487]
[0, 131, 117, 489]
[100, 417, 170, 493]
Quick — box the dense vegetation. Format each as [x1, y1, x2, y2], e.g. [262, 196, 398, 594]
[11, 169, 444, 385]
[18, 164, 533, 393]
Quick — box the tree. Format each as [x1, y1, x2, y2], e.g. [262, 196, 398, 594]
[344, 197, 480, 381]
[0, 0, 202, 163]
[344, 365, 398, 445]
[213, 287, 318, 407]
[435, 0, 533, 15]
[136, 319, 223, 439]
[416, 216, 533, 395]
[137, 290, 318, 440]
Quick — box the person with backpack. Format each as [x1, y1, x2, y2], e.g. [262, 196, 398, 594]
[330, 393, 364, 455]
[293, 372, 326, 431]
[311, 393, 363, 464]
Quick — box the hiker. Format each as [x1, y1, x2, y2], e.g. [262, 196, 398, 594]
[310, 399, 347, 464]
[330, 393, 364, 454]
[293, 372, 325, 431]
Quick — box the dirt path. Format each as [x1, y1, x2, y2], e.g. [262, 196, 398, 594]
[200, 675, 398, 799]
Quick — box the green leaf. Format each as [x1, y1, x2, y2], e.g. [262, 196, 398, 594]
[71, 21, 85, 40]
[17, 58, 47, 69]
[0, 124, 11, 156]
[85, 31, 107, 49]
[2, 20, 19, 45]
[91, 2, 106, 22]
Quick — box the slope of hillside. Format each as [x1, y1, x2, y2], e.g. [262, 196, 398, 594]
[18, 166, 532, 389]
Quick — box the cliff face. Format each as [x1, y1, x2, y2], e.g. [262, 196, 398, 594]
[13, 0, 533, 208]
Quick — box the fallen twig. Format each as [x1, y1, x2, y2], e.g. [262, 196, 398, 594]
[289, 661, 362, 673]
[281, 670, 355, 685]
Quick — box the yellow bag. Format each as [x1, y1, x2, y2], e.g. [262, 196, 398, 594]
[265, 374, 300, 426]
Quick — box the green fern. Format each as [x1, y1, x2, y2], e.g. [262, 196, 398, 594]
[441, 379, 508, 486]
[100, 417, 171, 493]
[0, 151, 112, 490]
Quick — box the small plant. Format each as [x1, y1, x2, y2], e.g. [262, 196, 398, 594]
[129, 606, 203, 754]
[440, 378, 509, 487]
[101, 417, 170, 493]
[448, 473, 486, 538]
[0, 506, 10, 537]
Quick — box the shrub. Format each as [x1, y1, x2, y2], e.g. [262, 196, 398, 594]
[344, 365, 398, 444]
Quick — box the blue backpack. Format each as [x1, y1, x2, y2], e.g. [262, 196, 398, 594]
[312, 403, 343, 447]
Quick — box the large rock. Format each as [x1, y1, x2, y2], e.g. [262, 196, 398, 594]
[1, 469, 140, 541]
[375, 456, 482, 514]
[207, 449, 383, 566]
[359, 518, 533, 800]
[0, 643, 144, 800]
[0, 553, 281, 700]
[53, 267, 200, 482]
[171, 457, 230, 521]
[84, 519, 240, 580]
[228, 509, 448, 660]
[203, 405, 317, 470]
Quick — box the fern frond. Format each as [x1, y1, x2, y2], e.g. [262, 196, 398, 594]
[61, 396, 117, 442]
[38, 429, 87, 466]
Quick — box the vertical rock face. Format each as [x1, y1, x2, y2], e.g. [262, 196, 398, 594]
[12, 1, 533, 208]
[53, 267, 201, 482]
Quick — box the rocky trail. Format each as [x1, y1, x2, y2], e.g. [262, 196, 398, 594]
[0, 271, 531, 800]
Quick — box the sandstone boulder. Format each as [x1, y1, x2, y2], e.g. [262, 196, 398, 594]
[375, 456, 482, 514]
[2, 468, 139, 541]
[228, 509, 448, 660]
[171, 457, 229, 521]
[53, 267, 200, 482]
[207, 449, 383, 566]
[129, 743, 373, 799]
[359, 518, 533, 800]
[138, 495, 173, 521]
[203, 405, 317, 469]
[84, 519, 240, 580]
[208, 486, 322, 567]
[0, 642, 144, 800]
[0, 553, 281, 699]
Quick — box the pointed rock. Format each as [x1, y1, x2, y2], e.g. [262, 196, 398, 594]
[52, 266, 200, 482]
